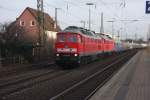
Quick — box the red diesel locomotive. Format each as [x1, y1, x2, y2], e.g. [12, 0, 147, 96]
[54, 26, 115, 66]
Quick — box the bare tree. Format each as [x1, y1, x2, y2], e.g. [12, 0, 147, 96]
[0, 22, 34, 63]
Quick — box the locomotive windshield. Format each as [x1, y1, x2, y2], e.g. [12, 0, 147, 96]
[57, 33, 78, 43]
[57, 34, 66, 42]
[68, 35, 77, 42]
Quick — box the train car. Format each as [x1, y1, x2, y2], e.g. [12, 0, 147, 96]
[54, 26, 141, 67]
[99, 33, 115, 53]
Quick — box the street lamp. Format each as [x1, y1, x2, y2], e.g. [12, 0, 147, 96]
[86, 3, 94, 30]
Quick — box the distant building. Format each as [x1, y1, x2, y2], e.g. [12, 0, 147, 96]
[7, 7, 61, 44]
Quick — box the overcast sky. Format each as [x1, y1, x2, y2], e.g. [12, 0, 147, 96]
[0, 0, 150, 40]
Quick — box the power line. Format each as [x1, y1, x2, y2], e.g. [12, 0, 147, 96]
[44, 1, 123, 31]
[62, 0, 79, 7]
[45, 2, 82, 20]
[60, 0, 100, 15]
[45, 0, 102, 27]
[97, 0, 121, 19]
[44, 3, 83, 27]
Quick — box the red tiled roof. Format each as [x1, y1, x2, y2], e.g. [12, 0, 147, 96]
[26, 7, 61, 31]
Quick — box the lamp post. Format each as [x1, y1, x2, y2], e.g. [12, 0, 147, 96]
[86, 3, 94, 30]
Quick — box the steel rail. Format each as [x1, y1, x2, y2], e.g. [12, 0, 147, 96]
[50, 51, 136, 100]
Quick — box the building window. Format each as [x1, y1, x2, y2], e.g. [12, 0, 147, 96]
[51, 23, 55, 28]
[30, 20, 36, 26]
[20, 20, 25, 26]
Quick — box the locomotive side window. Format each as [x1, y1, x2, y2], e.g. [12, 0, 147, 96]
[77, 35, 82, 43]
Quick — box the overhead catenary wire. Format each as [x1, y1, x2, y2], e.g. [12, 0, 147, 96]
[45, 0, 104, 26]
[45, 2, 83, 20]
[96, 0, 121, 19]
[45, 2, 85, 28]
[45, 1, 100, 29]
[44, 0, 131, 32]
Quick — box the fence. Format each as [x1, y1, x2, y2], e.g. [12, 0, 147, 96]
[1, 56, 26, 66]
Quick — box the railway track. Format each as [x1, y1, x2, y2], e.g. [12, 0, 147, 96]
[0, 62, 57, 89]
[50, 50, 137, 100]
[0, 50, 138, 100]
[0, 61, 55, 78]
[0, 63, 69, 99]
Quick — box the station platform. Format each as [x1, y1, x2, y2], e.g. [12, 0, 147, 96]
[90, 48, 150, 100]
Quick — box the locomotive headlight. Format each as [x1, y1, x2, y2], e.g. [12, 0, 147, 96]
[74, 53, 78, 56]
[56, 54, 59, 56]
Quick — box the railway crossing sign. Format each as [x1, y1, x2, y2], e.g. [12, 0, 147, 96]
[146, 1, 150, 14]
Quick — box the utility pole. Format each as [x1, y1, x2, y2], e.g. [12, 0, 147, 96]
[0, 49, 2, 68]
[86, 3, 94, 30]
[147, 24, 150, 45]
[37, 0, 44, 46]
[119, 28, 123, 40]
[80, 20, 86, 28]
[120, 19, 139, 40]
[117, 30, 120, 41]
[135, 33, 137, 42]
[135, 27, 139, 42]
[37, 0, 44, 61]
[100, 12, 104, 34]
[148, 24, 150, 42]
[55, 8, 61, 29]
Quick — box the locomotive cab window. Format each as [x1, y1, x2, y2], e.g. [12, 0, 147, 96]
[57, 34, 66, 42]
[68, 34, 77, 42]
